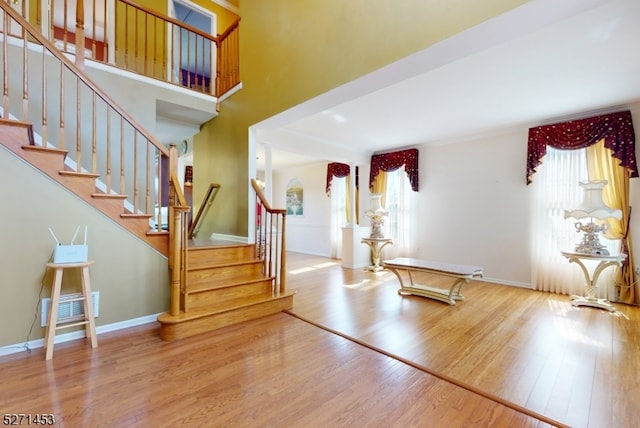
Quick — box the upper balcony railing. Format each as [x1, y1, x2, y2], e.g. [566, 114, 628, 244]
[0, 0, 174, 238]
[7, 0, 240, 98]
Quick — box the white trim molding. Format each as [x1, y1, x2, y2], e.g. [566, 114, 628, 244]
[0, 313, 162, 358]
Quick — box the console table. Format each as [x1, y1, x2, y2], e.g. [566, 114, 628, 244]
[561, 251, 626, 312]
[361, 237, 392, 272]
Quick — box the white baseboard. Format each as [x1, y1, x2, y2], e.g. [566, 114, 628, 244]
[287, 248, 331, 258]
[483, 277, 532, 289]
[0, 313, 161, 358]
[342, 261, 369, 269]
[210, 233, 248, 243]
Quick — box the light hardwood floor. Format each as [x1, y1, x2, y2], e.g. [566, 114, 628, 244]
[1, 252, 638, 427]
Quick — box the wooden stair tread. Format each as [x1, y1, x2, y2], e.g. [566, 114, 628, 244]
[21, 144, 68, 155]
[188, 240, 251, 250]
[1, 94, 169, 256]
[59, 170, 100, 178]
[121, 213, 152, 219]
[188, 258, 262, 271]
[158, 291, 295, 323]
[92, 193, 128, 199]
[187, 275, 273, 294]
[3, 119, 289, 340]
[146, 230, 169, 236]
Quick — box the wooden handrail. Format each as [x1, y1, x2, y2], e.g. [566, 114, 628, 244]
[1, 2, 173, 241]
[251, 179, 287, 293]
[1, 1, 236, 314]
[117, 0, 221, 44]
[219, 17, 240, 39]
[114, 0, 240, 98]
[188, 183, 220, 239]
[0, 2, 168, 157]
[215, 16, 240, 98]
[170, 173, 189, 208]
[11, 0, 241, 99]
[251, 179, 285, 214]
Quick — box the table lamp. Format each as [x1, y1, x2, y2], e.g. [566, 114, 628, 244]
[365, 194, 389, 239]
[564, 180, 622, 256]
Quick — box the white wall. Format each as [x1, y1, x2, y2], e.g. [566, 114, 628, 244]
[273, 162, 333, 256]
[416, 128, 532, 286]
[271, 102, 640, 288]
[271, 135, 532, 284]
[273, 161, 372, 257]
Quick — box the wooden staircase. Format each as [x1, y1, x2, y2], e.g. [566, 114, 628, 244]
[0, 119, 169, 255]
[157, 241, 295, 341]
[0, 118, 295, 340]
[1, 2, 292, 341]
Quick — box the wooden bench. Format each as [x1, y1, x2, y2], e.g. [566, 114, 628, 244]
[383, 257, 484, 305]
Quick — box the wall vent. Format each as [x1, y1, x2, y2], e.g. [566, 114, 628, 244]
[40, 292, 100, 327]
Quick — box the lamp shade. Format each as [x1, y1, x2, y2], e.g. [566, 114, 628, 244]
[563, 180, 622, 220]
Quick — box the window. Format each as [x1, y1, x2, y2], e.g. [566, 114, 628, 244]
[531, 147, 617, 297]
[329, 176, 348, 258]
[383, 166, 416, 259]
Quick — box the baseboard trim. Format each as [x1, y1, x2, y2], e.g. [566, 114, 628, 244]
[210, 233, 248, 243]
[483, 277, 531, 289]
[286, 248, 331, 258]
[0, 313, 162, 358]
[342, 262, 369, 269]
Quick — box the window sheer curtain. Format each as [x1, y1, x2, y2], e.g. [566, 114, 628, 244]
[329, 176, 347, 259]
[383, 167, 417, 259]
[370, 168, 417, 259]
[369, 149, 419, 259]
[326, 163, 359, 259]
[531, 148, 617, 297]
[527, 110, 638, 302]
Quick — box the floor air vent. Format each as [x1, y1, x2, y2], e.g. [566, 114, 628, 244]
[40, 292, 100, 327]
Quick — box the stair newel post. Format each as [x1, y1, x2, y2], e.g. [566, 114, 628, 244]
[75, 0, 85, 69]
[169, 208, 182, 316]
[168, 145, 180, 316]
[167, 146, 177, 262]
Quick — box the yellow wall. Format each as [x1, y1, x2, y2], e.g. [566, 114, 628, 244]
[0, 0, 533, 348]
[194, 0, 529, 237]
[0, 146, 169, 347]
[188, 0, 239, 32]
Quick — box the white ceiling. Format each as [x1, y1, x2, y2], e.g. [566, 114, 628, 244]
[253, 0, 640, 171]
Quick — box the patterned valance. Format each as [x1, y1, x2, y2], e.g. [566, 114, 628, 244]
[326, 163, 358, 195]
[527, 110, 638, 184]
[369, 148, 419, 191]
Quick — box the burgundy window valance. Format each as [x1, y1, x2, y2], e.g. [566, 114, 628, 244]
[326, 162, 358, 195]
[526, 110, 638, 184]
[369, 148, 419, 191]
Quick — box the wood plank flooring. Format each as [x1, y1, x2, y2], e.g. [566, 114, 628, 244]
[1, 252, 638, 427]
[284, 252, 640, 428]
